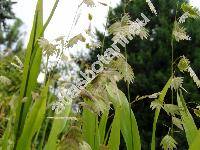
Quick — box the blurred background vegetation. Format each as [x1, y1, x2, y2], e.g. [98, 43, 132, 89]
[0, 0, 24, 138]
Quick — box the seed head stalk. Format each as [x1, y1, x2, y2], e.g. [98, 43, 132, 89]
[170, 2, 179, 136]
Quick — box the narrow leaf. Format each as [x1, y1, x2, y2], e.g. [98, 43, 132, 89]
[151, 77, 172, 150]
[177, 90, 197, 145]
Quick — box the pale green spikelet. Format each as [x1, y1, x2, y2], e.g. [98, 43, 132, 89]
[178, 56, 200, 88]
[173, 22, 191, 42]
[83, 0, 95, 7]
[178, 56, 190, 72]
[38, 37, 59, 58]
[170, 77, 184, 90]
[66, 33, 86, 48]
[193, 106, 200, 118]
[108, 14, 131, 35]
[181, 3, 200, 19]
[150, 100, 163, 110]
[109, 57, 135, 84]
[172, 117, 183, 130]
[108, 14, 131, 42]
[163, 104, 180, 116]
[160, 135, 178, 150]
[108, 13, 149, 42]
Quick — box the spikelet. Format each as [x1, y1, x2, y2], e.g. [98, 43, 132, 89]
[108, 14, 131, 42]
[172, 117, 183, 130]
[178, 12, 189, 23]
[110, 14, 150, 42]
[173, 22, 191, 42]
[66, 34, 86, 48]
[121, 14, 132, 26]
[109, 14, 149, 42]
[135, 92, 161, 102]
[0, 75, 11, 85]
[88, 13, 93, 21]
[138, 27, 149, 39]
[79, 141, 92, 150]
[194, 106, 200, 117]
[163, 104, 180, 116]
[194, 109, 200, 117]
[58, 126, 83, 150]
[150, 100, 163, 110]
[160, 135, 178, 150]
[146, 0, 157, 16]
[187, 66, 200, 88]
[128, 21, 149, 40]
[178, 56, 200, 88]
[38, 37, 59, 58]
[83, 0, 95, 7]
[170, 77, 184, 90]
[86, 41, 101, 50]
[81, 89, 110, 114]
[178, 56, 190, 72]
[109, 57, 135, 84]
[84, 72, 114, 114]
[181, 3, 200, 19]
[11, 62, 23, 71]
[178, 3, 200, 24]
[14, 55, 23, 68]
[11, 55, 24, 72]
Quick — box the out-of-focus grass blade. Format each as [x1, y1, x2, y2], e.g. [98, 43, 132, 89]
[1, 95, 20, 150]
[99, 109, 109, 144]
[16, 0, 43, 136]
[10, 0, 60, 147]
[177, 90, 197, 145]
[16, 82, 49, 150]
[82, 99, 100, 150]
[106, 84, 141, 150]
[19, 0, 43, 100]
[16, 0, 59, 141]
[120, 91, 141, 150]
[108, 106, 121, 150]
[44, 103, 71, 150]
[151, 77, 172, 150]
[189, 130, 200, 150]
